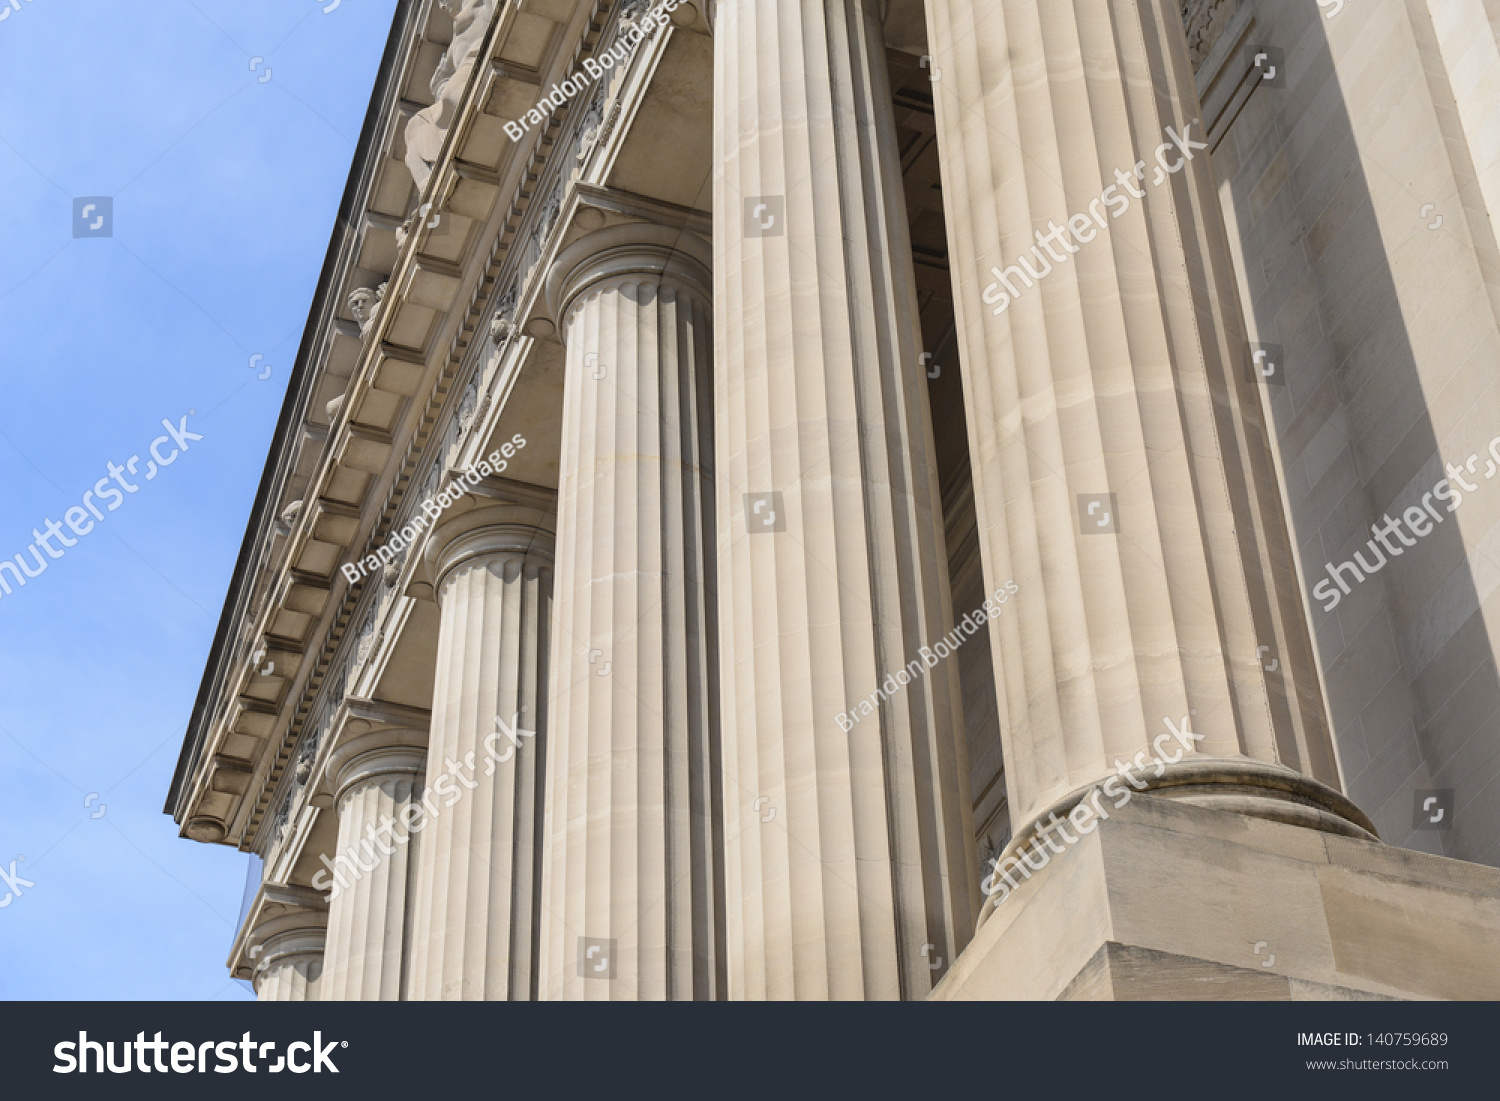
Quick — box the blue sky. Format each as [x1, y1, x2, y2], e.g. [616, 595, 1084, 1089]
[0, 0, 398, 999]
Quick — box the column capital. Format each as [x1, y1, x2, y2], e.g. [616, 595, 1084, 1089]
[544, 222, 713, 326]
[321, 740, 424, 999]
[421, 503, 557, 595]
[249, 910, 327, 965]
[246, 910, 327, 998]
[328, 729, 427, 809]
[708, 0, 891, 34]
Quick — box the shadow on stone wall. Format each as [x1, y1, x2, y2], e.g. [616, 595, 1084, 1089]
[1208, 0, 1500, 864]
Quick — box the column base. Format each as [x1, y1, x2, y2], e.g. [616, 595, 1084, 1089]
[1003, 760, 1377, 877]
[934, 795, 1500, 1001]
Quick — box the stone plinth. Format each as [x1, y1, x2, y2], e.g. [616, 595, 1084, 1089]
[932, 794, 1500, 1000]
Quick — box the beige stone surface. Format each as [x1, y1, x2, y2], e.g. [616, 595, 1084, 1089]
[320, 731, 427, 1000]
[250, 914, 327, 1002]
[170, 0, 1500, 1004]
[933, 795, 1500, 1001]
[923, 0, 1344, 841]
[538, 224, 721, 1000]
[712, 0, 978, 1001]
[1207, 0, 1500, 869]
[407, 507, 555, 999]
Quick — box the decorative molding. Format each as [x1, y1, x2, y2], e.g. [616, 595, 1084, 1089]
[489, 285, 519, 343]
[572, 181, 712, 236]
[213, 0, 634, 853]
[1181, 0, 1241, 72]
[574, 84, 607, 165]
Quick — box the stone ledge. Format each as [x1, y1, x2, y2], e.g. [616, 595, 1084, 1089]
[934, 795, 1500, 1001]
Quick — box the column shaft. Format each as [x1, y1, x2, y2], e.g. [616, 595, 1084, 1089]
[540, 225, 721, 1001]
[923, 0, 1366, 837]
[713, 0, 977, 1000]
[257, 959, 320, 1001]
[320, 737, 425, 1000]
[408, 512, 554, 999]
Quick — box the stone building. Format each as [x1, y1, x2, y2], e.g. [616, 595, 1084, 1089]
[168, 0, 1500, 1000]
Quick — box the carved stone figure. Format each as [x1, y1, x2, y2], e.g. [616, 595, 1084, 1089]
[403, 0, 501, 191]
[356, 607, 378, 664]
[348, 282, 387, 338]
[457, 371, 480, 432]
[574, 86, 606, 166]
[490, 286, 518, 344]
[275, 499, 303, 537]
[616, 0, 649, 37]
[293, 746, 315, 786]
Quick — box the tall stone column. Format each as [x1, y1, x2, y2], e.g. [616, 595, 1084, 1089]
[320, 730, 426, 1000]
[408, 506, 555, 1000]
[539, 223, 721, 1001]
[921, 0, 1372, 843]
[251, 914, 326, 1002]
[713, 0, 977, 1000]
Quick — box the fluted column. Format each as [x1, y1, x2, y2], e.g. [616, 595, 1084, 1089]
[922, 0, 1372, 844]
[539, 223, 721, 1001]
[320, 731, 426, 1000]
[713, 0, 977, 1000]
[251, 915, 326, 1002]
[408, 507, 555, 1000]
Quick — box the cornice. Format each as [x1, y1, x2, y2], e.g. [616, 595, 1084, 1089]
[166, 0, 428, 824]
[170, 0, 530, 845]
[173, 0, 693, 864]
